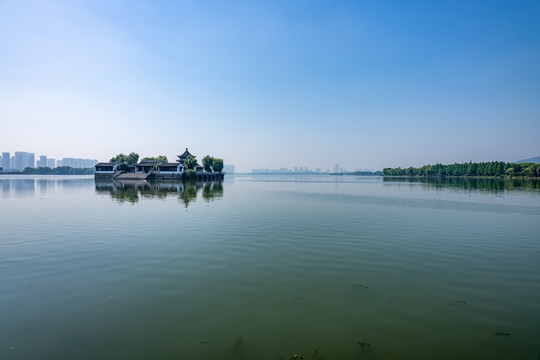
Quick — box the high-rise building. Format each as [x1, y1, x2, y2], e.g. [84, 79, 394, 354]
[14, 152, 23, 170]
[37, 156, 55, 168]
[37, 155, 47, 167]
[13, 152, 35, 170]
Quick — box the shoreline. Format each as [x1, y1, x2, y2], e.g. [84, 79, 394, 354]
[381, 175, 539, 180]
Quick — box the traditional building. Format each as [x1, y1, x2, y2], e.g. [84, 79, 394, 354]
[95, 162, 119, 180]
[177, 148, 203, 172]
[95, 162, 119, 173]
[157, 162, 184, 174]
[134, 160, 160, 173]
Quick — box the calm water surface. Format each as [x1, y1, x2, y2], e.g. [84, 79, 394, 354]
[1, 175, 539, 359]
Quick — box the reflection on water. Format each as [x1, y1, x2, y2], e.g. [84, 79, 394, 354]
[1, 175, 540, 359]
[0, 177, 224, 206]
[13, 179, 35, 197]
[1, 178, 36, 197]
[95, 179, 224, 206]
[2, 178, 11, 198]
[383, 176, 540, 193]
[0, 177, 95, 198]
[37, 179, 55, 196]
[2, 175, 537, 199]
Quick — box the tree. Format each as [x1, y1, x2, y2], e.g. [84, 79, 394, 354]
[213, 158, 224, 173]
[184, 155, 197, 170]
[110, 153, 126, 164]
[142, 155, 168, 163]
[119, 163, 130, 172]
[110, 152, 139, 165]
[126, 152, 139, 165]
[202, 155, 214, 172]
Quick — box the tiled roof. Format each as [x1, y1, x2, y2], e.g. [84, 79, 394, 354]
[159, 163, 182, 167]
[95, 162, 117, 166]
[178, 148, 195, 159]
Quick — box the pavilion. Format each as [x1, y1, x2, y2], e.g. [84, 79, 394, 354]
[177, 148, 203, 172]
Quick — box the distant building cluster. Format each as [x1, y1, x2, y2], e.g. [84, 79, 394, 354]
[37, 155, 56, 168]
[57, 158, 98, 168]
[252, 166, 328, 174]
[0, 151, 97, 171]
[250, 163, 370, 174]
[1, 151, 35, 171]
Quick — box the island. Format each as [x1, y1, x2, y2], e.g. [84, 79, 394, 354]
[95, 148, 224, 181]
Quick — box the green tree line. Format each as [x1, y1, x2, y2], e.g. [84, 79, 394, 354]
[183, 155, 224, 180]
[109, 153, 169, 172]
[383, 161, 540, 177]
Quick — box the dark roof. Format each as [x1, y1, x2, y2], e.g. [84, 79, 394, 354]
[159, 163, 182, 167]
[138, 160, 160, 165]
[95, 162, 117, 167]
[178, 148, 196, 160]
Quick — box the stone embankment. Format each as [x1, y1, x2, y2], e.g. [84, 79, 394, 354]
[114, 172, 149, 180]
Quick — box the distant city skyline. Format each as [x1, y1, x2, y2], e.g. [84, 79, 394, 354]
[1, 1, 539, 172]
[0, 150, 97, 170]
[251, 164, 376, 174]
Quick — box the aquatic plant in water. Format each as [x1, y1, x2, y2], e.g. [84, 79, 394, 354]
[197, 339, 214, 344]
[352, 284, 369, 291]
[232, 336, 243, 350]
[357, 338, 371, 348]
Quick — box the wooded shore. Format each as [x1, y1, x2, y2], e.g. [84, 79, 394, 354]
[383, 161, 539, 178]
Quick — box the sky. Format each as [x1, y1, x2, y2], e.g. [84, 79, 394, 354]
[1, 0, 539, 172]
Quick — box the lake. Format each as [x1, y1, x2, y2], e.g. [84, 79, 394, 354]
[1, 175, 539, 360]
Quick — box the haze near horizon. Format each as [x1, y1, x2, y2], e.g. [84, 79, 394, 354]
[1, 0, 539, 172]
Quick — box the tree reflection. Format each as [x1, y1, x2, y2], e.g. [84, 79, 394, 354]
[202, 181, 223, 201]
[95, 179, 224, 206]
[382, 176, 540, 194]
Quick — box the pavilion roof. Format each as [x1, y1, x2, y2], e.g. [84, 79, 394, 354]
[177, 148, 196, 160]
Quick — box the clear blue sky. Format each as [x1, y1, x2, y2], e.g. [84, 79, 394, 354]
[1, 0, 539, 171]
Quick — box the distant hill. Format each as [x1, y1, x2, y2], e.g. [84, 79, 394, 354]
[515, 156, 540, 164]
